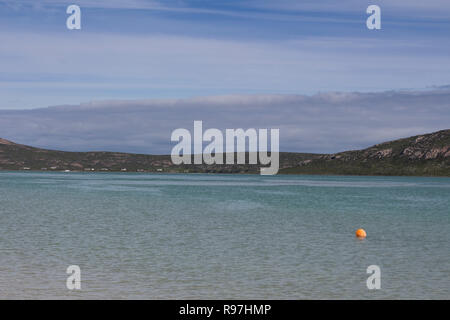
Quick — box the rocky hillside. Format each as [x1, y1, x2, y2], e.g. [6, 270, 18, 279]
[0, 129, 449, 176]
[282, 129, 450, 176]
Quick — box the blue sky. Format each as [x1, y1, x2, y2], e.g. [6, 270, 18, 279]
[0, 1, 449, 154]
[1, 0, 449, 109]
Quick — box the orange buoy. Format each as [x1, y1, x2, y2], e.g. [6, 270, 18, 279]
[355, 228, 367, 238]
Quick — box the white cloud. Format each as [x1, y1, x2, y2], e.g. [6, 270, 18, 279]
[0, 88, 448, 154]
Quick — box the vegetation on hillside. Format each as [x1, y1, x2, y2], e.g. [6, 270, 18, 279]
[0, 130, 448, 176]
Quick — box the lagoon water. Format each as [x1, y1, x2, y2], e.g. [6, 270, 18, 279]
[0, 172, 449, 299]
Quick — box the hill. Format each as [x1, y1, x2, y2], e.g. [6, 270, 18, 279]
[0, 130, 449, 176]
[282, 129, 449, 176]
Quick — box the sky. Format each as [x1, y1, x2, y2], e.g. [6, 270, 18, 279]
[0, 0, 449, 154]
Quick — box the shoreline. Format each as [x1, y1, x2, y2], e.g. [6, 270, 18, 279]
[1, 169, 449, 178]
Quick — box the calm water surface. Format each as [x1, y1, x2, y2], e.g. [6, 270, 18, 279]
[0, 172, 449, 299]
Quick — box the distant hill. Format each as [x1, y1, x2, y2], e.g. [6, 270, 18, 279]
[0, 129, 449, 176]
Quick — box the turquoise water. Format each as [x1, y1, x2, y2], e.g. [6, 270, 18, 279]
[0, 172, 449, 299]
